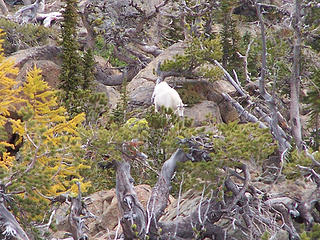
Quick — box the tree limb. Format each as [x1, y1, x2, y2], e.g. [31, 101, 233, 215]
[0, 186, 30, 240]
[68, 181, 91, 240]
[115, 160, 146, 239]
[289, 0, 303, 150]
[14, 0, 45, 23]
[256, 3, 291, 153]
[0, 0, 8, 15]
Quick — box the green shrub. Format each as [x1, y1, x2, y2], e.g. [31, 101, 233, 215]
[0, 18, 55, 55]
[94, 35, 127, 67]
[160, 34, 223, 80]
[176, 122, 277, 193]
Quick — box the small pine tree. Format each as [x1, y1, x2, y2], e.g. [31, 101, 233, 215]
[219, 0, 243, 80]
[111, 76, 129, 125]
[0, 29, 20, 164]
[82, 48, 96, 90]
[59, 0, 83, 93]
[4, 66, 90, 224]
[304, 68, 320, 150]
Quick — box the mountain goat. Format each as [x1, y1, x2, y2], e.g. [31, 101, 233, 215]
[152, 81, 184, 117]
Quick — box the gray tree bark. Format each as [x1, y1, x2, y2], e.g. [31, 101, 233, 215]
[115, 148, 234, 239]
[290, 0, 303, 150]
[255, 2, 291, 153]
[0, 185, 30, 240]
[0, 0, 8, 15]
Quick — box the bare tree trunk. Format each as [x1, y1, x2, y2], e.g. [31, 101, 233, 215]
[290, 0, 303, 150]
[256, 3, 291, 153]
[115, 148, 238, 239]
[0, 0, 8, 16]
[68, 182, 89, 240]
[115, 160, 147, 239]
[80, 4, 96, 49]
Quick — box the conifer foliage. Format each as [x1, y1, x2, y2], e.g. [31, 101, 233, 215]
[0, 27, 89, 227]
[59, 0, 83, 93]
[8, 66, 89, 223]
[0, 29, 19, 168]
[219, 0, 242, 80]
[58, 0, 108, 122]
[82, 48, 95, 90]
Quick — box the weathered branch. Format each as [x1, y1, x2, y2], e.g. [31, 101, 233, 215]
[115, 147, 241, 239]
[223, 164, 250, 212]
[134, 42, 163, 57]
[0, 185, 30, 240]
[289, 0, 303, 150]
[14, 0, 45, 23]
[256, 3, 291, 153]
[148, 149, 188, 224]
[214, 60, 246, 96]
[0, 0, 8, 15]
[271, 203, 300, 239]
[222, 92, 268, 128]
[115, 160, 146, 239]
[237, 39, 254, 83]
[36, 12, 63, 27]
[68, 181, 91, 240]
[214, 60, 290, 143]
[96, 64, 140, 86]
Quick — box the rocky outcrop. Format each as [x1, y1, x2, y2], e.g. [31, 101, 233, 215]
[178, 79, 239, 123]
[9, 46, 121, 108]
[126, 40, 238, 124]
[16, 59, 61, 88]
[50, 172, 317, 240]
[185, 101, 222, 125]
[82, 0, 164, 43]
[95, 83, 120, 109]
[10, 45, 62, 68]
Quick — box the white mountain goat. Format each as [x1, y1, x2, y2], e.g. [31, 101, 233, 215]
[152, 80, 184, 117]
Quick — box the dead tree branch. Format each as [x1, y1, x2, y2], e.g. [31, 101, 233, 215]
[255, 3, 291, 153]
[0, 0, 8, 15]
[0, 185, 30, 240]
[214, 59, 290, 150]
[68, 181, 92, 240]
[14, 0, 45, 24]
[115, 160, 147, 239]
[115, 147, 238, 239]
[289, 0, 303, 150]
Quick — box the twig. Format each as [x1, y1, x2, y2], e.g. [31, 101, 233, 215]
[113, 219, 121, 240]
[197, 184, 208, 226]
[237, 39, 254, 83]
[35, 210, 56, 231]
[214, 60, 246, 97]
[297, 165, 320, 185]
[274, 148, 288, 184]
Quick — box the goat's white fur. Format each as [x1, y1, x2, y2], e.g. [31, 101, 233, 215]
[152, 81, 184, 117]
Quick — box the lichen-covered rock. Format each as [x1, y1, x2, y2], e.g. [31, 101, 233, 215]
[83, 0, 163, 42]
[95, 82, 120, 109]
[10, 45, 62, 68]
[184, 100, 222, 126]
[16, 59, 61, 88]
